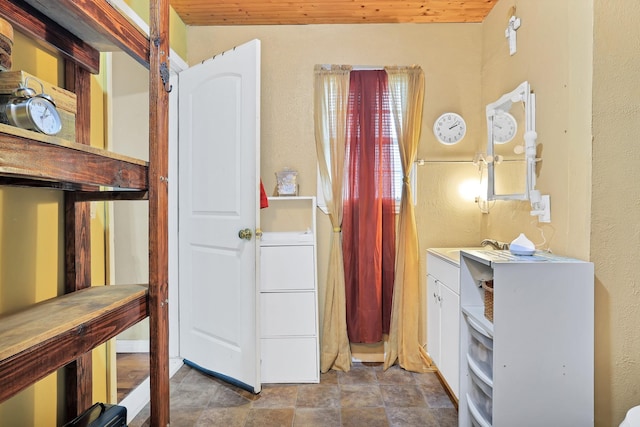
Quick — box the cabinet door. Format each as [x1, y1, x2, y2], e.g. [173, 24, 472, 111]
[426, 275, 441, 366]
[439, 283, 460, 398]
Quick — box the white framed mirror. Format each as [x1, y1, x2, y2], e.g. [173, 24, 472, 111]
[486, 81, 537, 201]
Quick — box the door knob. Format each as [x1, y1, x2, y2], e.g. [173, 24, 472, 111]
[238, 228, 253, 240]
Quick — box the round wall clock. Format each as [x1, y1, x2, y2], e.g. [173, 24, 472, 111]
[492, 112, 517, 144]
[433, 112, 466, 145]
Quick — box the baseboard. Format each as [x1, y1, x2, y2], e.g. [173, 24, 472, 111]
[116, 340, 149, 353]
[121, 357, 184, 423]
[351, 353, 385, 363]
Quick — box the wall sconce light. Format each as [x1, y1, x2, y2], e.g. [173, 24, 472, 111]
[458, 179, 481, 202]
[476, 171, 490, 214]
[465, 153, 491, 213]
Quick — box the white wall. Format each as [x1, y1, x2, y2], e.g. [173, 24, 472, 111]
[110, 52, 150, 341]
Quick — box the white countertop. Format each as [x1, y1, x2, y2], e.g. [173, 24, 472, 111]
[461, 248, 588, 265]
[427, 247, 485, 266]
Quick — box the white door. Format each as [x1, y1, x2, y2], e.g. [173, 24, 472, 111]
[178, 39, 261, 393]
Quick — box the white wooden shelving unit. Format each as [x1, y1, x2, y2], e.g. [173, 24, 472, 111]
[259, 196, 319, 383]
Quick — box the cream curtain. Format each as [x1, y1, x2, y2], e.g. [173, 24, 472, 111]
[383, 66, 434, 372]
[314, 65, 352, 372]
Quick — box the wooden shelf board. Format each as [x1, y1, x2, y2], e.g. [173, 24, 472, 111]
[0, 0, 100, 73]
[7, 0, 149, 70]
[0, 124, 148, 190]
[0, 284, 148, 403]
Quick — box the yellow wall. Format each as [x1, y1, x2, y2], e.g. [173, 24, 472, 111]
[480, 1, 593, 260]
[592, 0, 640, 424]
[124, 0, 188, 60]
[0, 32, 109, 425]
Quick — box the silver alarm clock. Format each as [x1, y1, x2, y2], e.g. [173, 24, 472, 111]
[0, 77, 62, 136]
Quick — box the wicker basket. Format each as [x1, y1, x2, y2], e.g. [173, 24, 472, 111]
[482, 280, 494, 322]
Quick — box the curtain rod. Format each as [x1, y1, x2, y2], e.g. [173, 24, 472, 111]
[415, 159, 476, 165]
[317, 64, 383, 70]
[415, 159, 525, 165]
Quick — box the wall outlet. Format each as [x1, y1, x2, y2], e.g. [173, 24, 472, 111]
[532, 195, 551, 223]
[530, 191, 550, 223]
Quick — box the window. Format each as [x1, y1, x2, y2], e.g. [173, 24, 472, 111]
[315, 67, 417, 213]
[316, 152, 417, 214]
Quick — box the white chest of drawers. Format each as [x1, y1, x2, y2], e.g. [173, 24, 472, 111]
[259, 197, 319, 383]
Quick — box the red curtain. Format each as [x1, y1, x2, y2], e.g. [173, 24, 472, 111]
[342, 70, 396, 344]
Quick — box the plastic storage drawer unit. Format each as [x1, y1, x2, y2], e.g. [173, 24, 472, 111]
[469, 365, 493, 424]
[467, 316, 494, 379]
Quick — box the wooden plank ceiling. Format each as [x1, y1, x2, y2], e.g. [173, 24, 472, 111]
[169, 0, 500, 26]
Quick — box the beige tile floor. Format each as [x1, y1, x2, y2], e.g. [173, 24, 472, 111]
[129, 362, 458, 427]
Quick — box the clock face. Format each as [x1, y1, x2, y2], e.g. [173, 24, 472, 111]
[433, 112, 466, 145]
[28, 97, 62, 135]
[492, 112, 517, 144]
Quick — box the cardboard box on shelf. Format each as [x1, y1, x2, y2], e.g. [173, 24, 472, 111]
[0, 70, 77, 114]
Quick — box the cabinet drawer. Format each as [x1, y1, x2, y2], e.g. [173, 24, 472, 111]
[261, 245, 315, 291]
[427, 253, 459, 293]
[261, 337, 319, 383]
[469, 367, 493, 424]
[467, 316, 494, 380]
[260, 292, 316, 336]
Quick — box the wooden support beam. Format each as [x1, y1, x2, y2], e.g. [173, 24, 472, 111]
[63, 61, 93, 420]
[148, 0, 171, 425]
[66, 62, 92, 145]
[62, 200, 91, 292]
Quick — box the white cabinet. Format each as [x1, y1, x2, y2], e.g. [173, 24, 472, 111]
[259, 196, 319, 383]
[458, 250, 594, 427]
[427, 249, 461, 399]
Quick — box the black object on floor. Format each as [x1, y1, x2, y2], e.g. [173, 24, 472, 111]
[63, 403, 127, 427]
